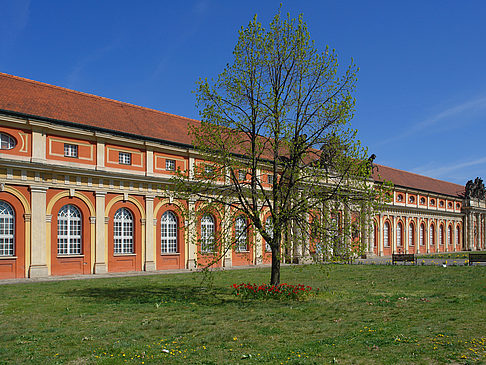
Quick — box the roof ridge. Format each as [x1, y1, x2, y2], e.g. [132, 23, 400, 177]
[0, 71, 201, 124]
[376, 163, 464, 188]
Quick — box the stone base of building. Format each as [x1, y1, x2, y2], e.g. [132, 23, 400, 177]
[94, 263, 107, 274]
[29, 265, 49, 278]
[144, 261, 156, 271]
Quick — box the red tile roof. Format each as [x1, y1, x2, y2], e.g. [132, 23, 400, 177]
[0, 72, 465, 197]
[0, 72, 198, 146]
[373, 164, 464, 198]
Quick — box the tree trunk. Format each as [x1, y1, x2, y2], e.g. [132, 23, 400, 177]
[270, 246, 280, 285]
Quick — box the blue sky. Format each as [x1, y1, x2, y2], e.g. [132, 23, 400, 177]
[1, 0, 485, 185]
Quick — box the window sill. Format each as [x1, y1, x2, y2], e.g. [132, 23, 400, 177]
[114, 253, 136, 256]
[0, 256, 17, 260]
[161, 252, 180, 256]
[57, 255, 84, 258]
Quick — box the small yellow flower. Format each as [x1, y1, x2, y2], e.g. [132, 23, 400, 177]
[233, 337, 238, 341]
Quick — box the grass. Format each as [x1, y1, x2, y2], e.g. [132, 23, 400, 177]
[416, 251, 485, 260]
[0, 264, 485, 364]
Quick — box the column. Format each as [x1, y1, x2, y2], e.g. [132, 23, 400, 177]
[223, 204, 232, 268]
[29, 186, 48, 277]
[466, 212, 473, 251]
[378, 214, 383, 256]
[187, 199, 197, 269]
[94, 191, 107, 273]
[145, 195, 156, 271]
[415, 219, 420, 254]
[404, 216, 409, 254]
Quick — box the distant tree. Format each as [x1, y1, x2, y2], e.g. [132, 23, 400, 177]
[173, 9, 389, 285]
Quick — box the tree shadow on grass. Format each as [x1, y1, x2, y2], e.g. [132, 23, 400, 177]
[65, 284, 240, 307]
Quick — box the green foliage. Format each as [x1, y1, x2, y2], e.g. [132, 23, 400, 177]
[172, 8, 391, 284]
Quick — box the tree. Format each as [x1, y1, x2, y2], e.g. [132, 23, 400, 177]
[172, 9, 388, 285]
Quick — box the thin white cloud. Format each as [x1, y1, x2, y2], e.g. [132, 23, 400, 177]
[412, 156, 486, 179]
[0, 0, 30, 49]
[65, 41, 121, 89]
[377, 95, 486, 146]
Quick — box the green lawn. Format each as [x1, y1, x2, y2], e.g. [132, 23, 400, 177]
[416, 251, 485, 260]
[1, 265, 485, 364]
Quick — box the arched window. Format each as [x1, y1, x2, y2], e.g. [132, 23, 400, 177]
[57, 204, 82, 255]
[161, 211, 178, 253]
[201, 214, 215, 253]
[114, 208, 133, 254]
[408, 223, 414, 246]
[447, 225, 452, 246]
[384, 221, 390, 247]
[439, 225, 444, 245]
[397, 222, 403, 247]
[420, 223, 425, 246]
[265, 216, 273, 252]
[0, 133, 16, 150]
[456, 225, 461, 247]
[235, 216, 248, 252]
[0, 201, 15, 256]
[429, 224, 435, 246]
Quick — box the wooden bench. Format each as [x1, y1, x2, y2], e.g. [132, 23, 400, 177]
[469, 253, 486, 265]
[392, 253, 416, 265]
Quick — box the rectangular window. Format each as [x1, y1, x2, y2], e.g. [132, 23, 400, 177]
[268, 174, 274, 185]
[119, 152, 131, 165]
[165, 159, 176, 171]
[238, 170, 246, 181]
[64, 143, 78, 158]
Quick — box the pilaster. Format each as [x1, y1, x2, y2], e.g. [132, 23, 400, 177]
[144, 195, 156, 271]
[29, 186, 48, 277]
[94, 191, 107, 273]
[31, 128, 46, 164]
[187, 199, 197, 269]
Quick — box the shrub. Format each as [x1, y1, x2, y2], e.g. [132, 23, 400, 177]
[232, 283, 317, 300]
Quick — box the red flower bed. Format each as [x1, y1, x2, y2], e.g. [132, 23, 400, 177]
[232, 282, 317, 300]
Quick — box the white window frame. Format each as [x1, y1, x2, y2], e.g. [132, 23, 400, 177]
[268, 174, 274, 185]
[383, 222, 390, 247]
[439, 225, 444, 245]
[235, 216, 248, 252]
[165, 159, 176, 171]
[408, 223, 414, 246]
[200, 214, 215, 253]
[0, 201, 15, 256]
[0, 133, 16, 150]
[238, 170, 246, 181]
[429, 225, 435, 246]
[57, 204, 82, 255]
[119, 152, 132, 165]
[420, 224, 425, 246]
[456, 226, 460, 246]
[265, 217, 273, 252]
[161, 211, 178, 253]
[64, 143, 78, 158]
[397, 222, 403, 247]
[447, 225, 451, 246]
[114, 208, 134, 254]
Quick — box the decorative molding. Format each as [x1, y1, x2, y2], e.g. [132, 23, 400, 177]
[89, 216, 96, 224]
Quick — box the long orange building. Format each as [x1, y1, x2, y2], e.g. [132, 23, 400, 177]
[0, 72, 484, 278]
